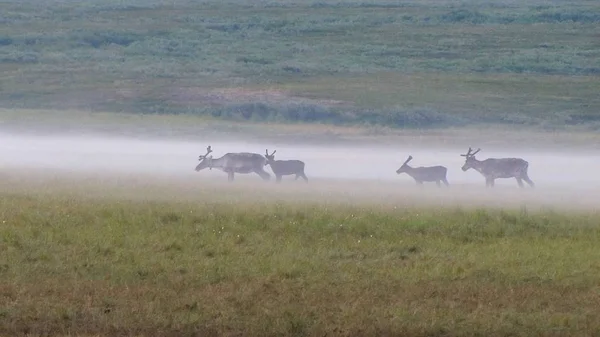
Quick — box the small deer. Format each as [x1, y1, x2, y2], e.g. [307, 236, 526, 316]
[396, 155, 449, 187]
[460, 147, 534, 188]
[264, 149, 308, 183]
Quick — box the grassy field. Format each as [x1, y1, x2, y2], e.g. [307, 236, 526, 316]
[3, 1, 600, 335]
[2, 173, 600, 336]
[1, 0, 600, 129]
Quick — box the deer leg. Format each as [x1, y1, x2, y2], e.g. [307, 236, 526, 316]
[442, 178, 450, 187]
[485, 178, 493, 187]
[295, 173, 309, 182]
[525, 178, 535, 188]
[276, 175, 282, 183]
[228, 171, 234, 182]
[436, 180, 441, 187]
[522, 174, 535, 188]
[255, 168, 271, 181]
[516, 177, 524, 188]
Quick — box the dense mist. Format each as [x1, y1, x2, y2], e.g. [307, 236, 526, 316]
[1, 131, 598, 190]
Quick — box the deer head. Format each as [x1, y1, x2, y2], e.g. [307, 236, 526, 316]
[264, 149, 276, 165]
[195, 145, 214, 171]
[460, 147, 481, 171]
[396, 155, 413, 174]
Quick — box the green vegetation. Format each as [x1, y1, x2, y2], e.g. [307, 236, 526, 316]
[4, 2, 600, 334]
[1, 0, 599, 129]
[2, 188, 600, 336]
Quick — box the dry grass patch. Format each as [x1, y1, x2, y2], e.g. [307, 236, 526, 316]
[2, 187, 600, 336]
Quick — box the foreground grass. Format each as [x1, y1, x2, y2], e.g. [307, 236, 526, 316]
[2, 192, 600, 336]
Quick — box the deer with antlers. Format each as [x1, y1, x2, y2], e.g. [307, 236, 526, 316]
[460, 147, 534, 188]
[395, 155, 449, 187]
[264, 149, 308, 183]
[195, 145, 271, 182]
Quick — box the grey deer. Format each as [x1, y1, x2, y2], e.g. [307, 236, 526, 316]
[195, 145, 271, 182]
[396, 155, 449, 187]
[264, 149, 308, 183]
[460, 147, 534, 188]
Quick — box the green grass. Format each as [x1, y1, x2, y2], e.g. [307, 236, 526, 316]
[5, 107, 600, 150]
[1, 0, 599, 129]
[2, 188, 600, 336]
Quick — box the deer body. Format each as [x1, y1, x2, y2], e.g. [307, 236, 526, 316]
[396, 155, 449, 187]
[461, 147, 534, 188]
[264, 149, 308, 183]
[195, 146, 270, 182]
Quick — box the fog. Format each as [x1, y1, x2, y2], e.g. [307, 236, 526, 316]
[1, 131, 599, 210]
[1, 132, 596, 185]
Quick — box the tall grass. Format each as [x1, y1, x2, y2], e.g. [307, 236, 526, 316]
[2, 191, 600, 336]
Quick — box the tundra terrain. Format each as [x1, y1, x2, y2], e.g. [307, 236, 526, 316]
[2, 0, 600, 335]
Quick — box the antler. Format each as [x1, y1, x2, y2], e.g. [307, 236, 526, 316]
[265, 149, 276, 157]
[199, 145, 213, 160]
[460, 147, 480, 158]
[402, 155, 413, 166]
[460, 147, 472, 157]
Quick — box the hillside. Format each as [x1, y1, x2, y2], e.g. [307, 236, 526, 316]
[2, 0, 599, 129]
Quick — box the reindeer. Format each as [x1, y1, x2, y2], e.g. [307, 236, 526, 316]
[396, 155, 449, 187]
[264, 149, 308, 183]
[195, 146, 271, 182]
[460, 147, 534, 188]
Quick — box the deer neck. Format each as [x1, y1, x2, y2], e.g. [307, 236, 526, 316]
[209, 156, 227, 169]
[470, 158, 486, 172]
[403, 165, 417, 176]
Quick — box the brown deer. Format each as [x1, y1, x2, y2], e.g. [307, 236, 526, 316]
[396, 155, 449, 187]
[195, 145, 271, 182]
[460, 147, 534, 188]
[264, 149, 308, 183]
